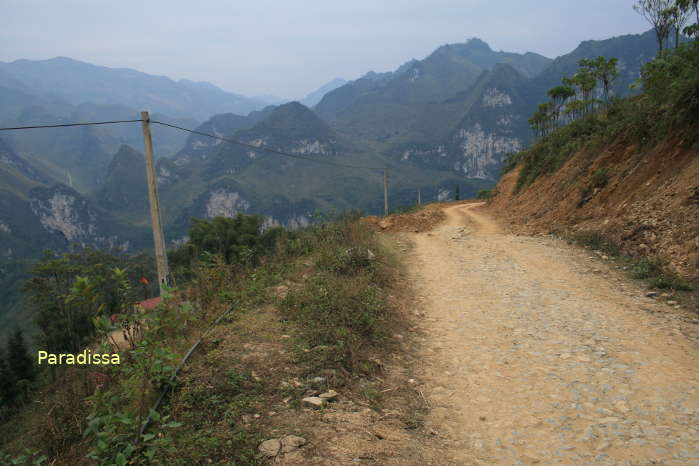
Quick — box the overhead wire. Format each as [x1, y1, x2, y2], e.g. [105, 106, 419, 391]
[0, 117, 387, 172]
[0, 119, 144, 131]
[151, 120, 385, 171]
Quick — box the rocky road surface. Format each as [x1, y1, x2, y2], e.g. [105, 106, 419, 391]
[408, 203, 699, 465]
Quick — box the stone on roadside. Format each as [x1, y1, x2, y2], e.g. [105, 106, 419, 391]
[319, 390, 338, 401]
[280, 435, 307, 453]
[302, 396, 325, 408]
[258, 438, 281, 457]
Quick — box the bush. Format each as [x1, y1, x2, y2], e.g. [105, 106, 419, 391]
[516, 115, 606, 190]
[477, 189, 493, 199]
[188, 214, 281, 266]
[631, 258, 693, 291]
[281, 218, 391, 373]
[591, 168, 609, 189]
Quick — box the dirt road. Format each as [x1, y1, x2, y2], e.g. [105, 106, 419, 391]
[408, 203, 699, 465]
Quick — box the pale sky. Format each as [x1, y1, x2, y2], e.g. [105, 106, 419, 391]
[1, 0, 651, 100]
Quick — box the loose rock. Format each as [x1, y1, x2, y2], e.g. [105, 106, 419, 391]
[258, 438, 281, 457]
[319, 389, 338, 401]
[280, 435, 307, 453]
[302, 396, 325, 408]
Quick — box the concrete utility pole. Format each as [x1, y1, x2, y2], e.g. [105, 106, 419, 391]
[141, 111, 170, 296]
[383, 169, 389, 217]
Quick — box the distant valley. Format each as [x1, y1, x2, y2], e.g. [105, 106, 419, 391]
[0, 29, 659, 335]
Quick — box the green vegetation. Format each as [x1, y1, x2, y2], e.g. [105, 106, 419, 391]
[0, 212, 400, 464]
[513, 34, 699, 190]
[477, 189, 493, 199]
[188, 215, 283, 266]
[570, 232, 694, 292]
[590, 168, 609, 189]
[634, 0, 697, 52]
[389, 204, 424, 215]
[528, 57, 619, 140]
[282, 214, 394, 374]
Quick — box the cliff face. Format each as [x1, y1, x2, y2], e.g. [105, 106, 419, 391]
[488, 131, 699, 280]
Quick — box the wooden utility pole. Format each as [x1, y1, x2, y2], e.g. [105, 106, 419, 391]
[383, 169, 389, 216]
[141, 111, 170, 296]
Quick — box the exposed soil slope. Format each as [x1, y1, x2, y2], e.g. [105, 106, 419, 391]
[406, 203, 699, 464]
[489, 135, 699, 281]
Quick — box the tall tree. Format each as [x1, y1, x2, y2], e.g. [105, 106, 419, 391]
[528, 103, 555, 139]
[7, 328, 34, 384]
[548, 85, 576, 126]
[566, 62, 598, 116]
[0, 352, 17, 408]
[592, 57, 620, 104]
[634, 0, 676, 53]
[675, 0, 699, 37]
[668, 4, 692, 46]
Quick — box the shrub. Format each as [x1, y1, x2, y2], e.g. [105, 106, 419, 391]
[477, 189, 493, 199]
[591, 168, 609, 189]
[188, 214, 281, 266]
[281, 218, 391, 374]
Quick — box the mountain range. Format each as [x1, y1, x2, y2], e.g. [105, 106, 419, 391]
[0, 29, 660, 336]
[0, 57, 279, 120]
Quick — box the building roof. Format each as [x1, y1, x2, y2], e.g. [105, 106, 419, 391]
[136, 296, 162, 310]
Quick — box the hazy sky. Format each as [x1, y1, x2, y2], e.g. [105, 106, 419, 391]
[1, 0, 651, 99]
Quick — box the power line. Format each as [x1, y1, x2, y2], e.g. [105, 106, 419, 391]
[151, 120, 385, 171]
[0, 117, 386, 171]
[0, 119, 143, 131]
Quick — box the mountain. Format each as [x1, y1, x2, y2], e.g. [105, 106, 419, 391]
[0, 137, 52, 185]
[95, 145, 149, 216]
[0, 139, 148, 261]
[92, 102, 489, 241]
[0, 30, 664, 249]
[315, 38, 552, 141]
[172, 112, 259, 165]
[301, 78, 348, 108]
[387, 63, 534, 180]
[373, 30, 660, 181]
[0, 57, 270, 120]
[0, 84, 200, 191]
[251, 94, 290, 106]
[527, 30, 659, 98]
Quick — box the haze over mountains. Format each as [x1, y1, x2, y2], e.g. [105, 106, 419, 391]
[0, 29, 659, 266]
[0, 57, 281, 120]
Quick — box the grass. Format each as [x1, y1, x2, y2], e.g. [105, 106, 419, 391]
[477, 189, 493, 200]
[590, 168, 609, 189]
[0, 212, 407, 465]
[515, 115, 607, 191]
[389, 203, 424, 215]
[280, 215, 397, 378]
[569, 232, 694, 292]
